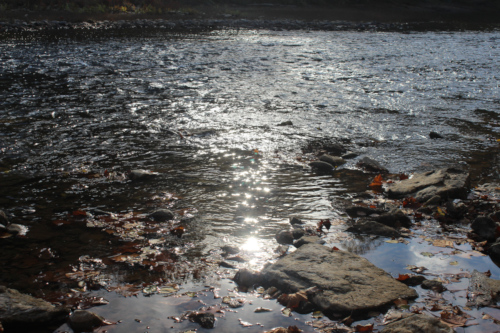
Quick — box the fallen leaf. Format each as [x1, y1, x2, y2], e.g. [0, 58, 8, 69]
[449, 261, 459, 266]
[482, 313, 500, 324]
[393, 298, 408, 307]
[171, 226, 185, 238]
[433, 239, 454, 248]
[440, 310, 467, 327]
[332, 246, 340, 251]
[254, 307, 272, 313]
[421, 252, 435, 257]
[355, 323, 374, 332]
[385, 239, 399, 244]
[396, 274, 410, 281]
[369, 174, 383, 188]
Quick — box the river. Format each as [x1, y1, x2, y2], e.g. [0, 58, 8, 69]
[1, 28, 499, 332]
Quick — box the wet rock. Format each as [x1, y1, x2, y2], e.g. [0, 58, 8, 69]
[356, 156, 389, 173]
[68, 310, 106, 333]
[309, 161, 334, 172]
[219, 261, 237, 269]
[289, 216, 304, 225]
[346, 219, 400, 238]
[386, 168, 470, 202]
[489, 242, 500, 260]
[0, 210, 8, 225]
[342, 152, 359, 159]
[374, 209, 412, 229]
[345, 205, 385, 217]
[128, 169, 159, 181]
[233, 268, 260, 288]
[423, 195, 442, 206]
[275, 230, 294, 245]
[293, 235, 325, 248]
[467, 270, 500, 308]
[149, 209, 175, 222]
[381, 313, 453, 333]
[277, 120, 293, 126]
[260, 243, 417, 316]
[188, 311, 215, 329]
[400, 275, 427, 287]
[421, 280, 446, 293]
[0, 286, 69, 328]
[319, 154, 346, 167]
[429, 131, 444, 139]
[6, 223, 28, 236]
[471, 216, 497, 242]
[292, 228, 305, 240]
[221, 245, 239, 255]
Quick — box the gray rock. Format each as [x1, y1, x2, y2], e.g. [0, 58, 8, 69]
[346, 219, 400, 238]
[292, 228, 305, 240]
[149, 209, 175, 222]
[68, 310, 106, 333]
[381, 313, 453, 333]
[277, 120, 293, 126]
[421, 280, 446, 293]
[0, 286, 69, 328]
[423, 195, 442, 206]
[289, 216, 304, 225]
[128, 169, 159, 181]
[0, 210, 8, 225]
[221, 245, 239, 255]
[188, 312, 215, 329]
[374, 209, 412, 229]
[260, 243, 417, 316]
[319, 154, 346, 167]
[356, 156, 389, 173]
[342, 152, 358, 159]
[429, 131, 444, 139]
[471, 217, 497, 242]
[275, 230, 294, 245]
[233, 268, 260, 288]
[467, 270, 500, 308]
[6, 223, 28, 236]
[386, 168, 470, 202]
[293, 235, 325, 248]
[309, 161, 334, 172]
[345, 205, 385, 217]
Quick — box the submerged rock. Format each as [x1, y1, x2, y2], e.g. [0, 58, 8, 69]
[470, 216, 497, 242]
[346, 219, 400, 238]
[260, 243, 417, 316]
[188, 312, 215, 329]
[467, 270, 500, 308]
[68, 310, 107, 333]
[149, 209, 175, 222]
[233, 268, 260, 288]
[421, 280, 446, 293]
[356, 156, 389, 173]
[386, 168, 470, 202]
[381, 313, 453, 333]
[375, 209, 412, 229]
[309, 161, 334, 172]
[319, 154, 346, 167]
[275, 230, 294, 245]
[128, 169, 159, 181]
[345, 205, 385, 217]
[0, 286, 69, 329]
[0, 210, 8, 225]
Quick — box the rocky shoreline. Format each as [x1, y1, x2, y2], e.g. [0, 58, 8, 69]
[1, 16, 499, 35]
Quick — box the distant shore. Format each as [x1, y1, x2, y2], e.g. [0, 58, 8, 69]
[1, 2, 500, 32]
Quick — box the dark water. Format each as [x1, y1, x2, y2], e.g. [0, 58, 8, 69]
[1, 29, 500, 332]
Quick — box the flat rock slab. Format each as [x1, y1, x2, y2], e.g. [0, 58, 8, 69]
[261, 243, 417, 315]
[0, 286, 68, 327]
[381, 313, 453, 333]
[385, 168, 469, 202]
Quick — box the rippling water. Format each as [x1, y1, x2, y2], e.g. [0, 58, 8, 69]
[1, 29, 500, 332]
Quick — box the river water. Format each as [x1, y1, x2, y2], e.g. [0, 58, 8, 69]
[1, 29, 500, 332]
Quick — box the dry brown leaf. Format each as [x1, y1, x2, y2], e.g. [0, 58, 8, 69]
[440, 310, 468, 328]
[432, 239, 454, 248]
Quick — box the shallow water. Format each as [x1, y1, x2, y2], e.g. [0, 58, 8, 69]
[0, 29, 500, 332]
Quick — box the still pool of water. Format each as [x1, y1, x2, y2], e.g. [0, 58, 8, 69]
[0, 28, 499, 332]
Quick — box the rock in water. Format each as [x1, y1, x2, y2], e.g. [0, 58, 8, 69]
[149, 209, 175, 222]
[356, 156, 389, 173]
[319, 154, 346, 167]
[385, 168, 469, 202]
[68, 310, 106, 332]
[381, 313, 453, 333]
[0, 286, 69, 329]
[261, 243, 417, 316]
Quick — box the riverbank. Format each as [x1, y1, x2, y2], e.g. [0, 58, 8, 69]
[2, 1, 500, 33]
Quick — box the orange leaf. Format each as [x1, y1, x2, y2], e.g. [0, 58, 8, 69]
[396, 274, 410, 281]
[369, 174, 383, 187]
[355, 323, 374, 332]
[104, 169, 109, 177]
[72, 210, 87, 216]
[394, 298, 408, 307]
[332, 246, 340, 251]
[399, 174, 409, 180]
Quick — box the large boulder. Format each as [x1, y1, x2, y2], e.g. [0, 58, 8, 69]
[467, 270, 500, 308]
[381, 313, 453, 333]
[385, 168, 470, 202]
[0, 286, 69, 329]
[260, 243, 417, 316]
